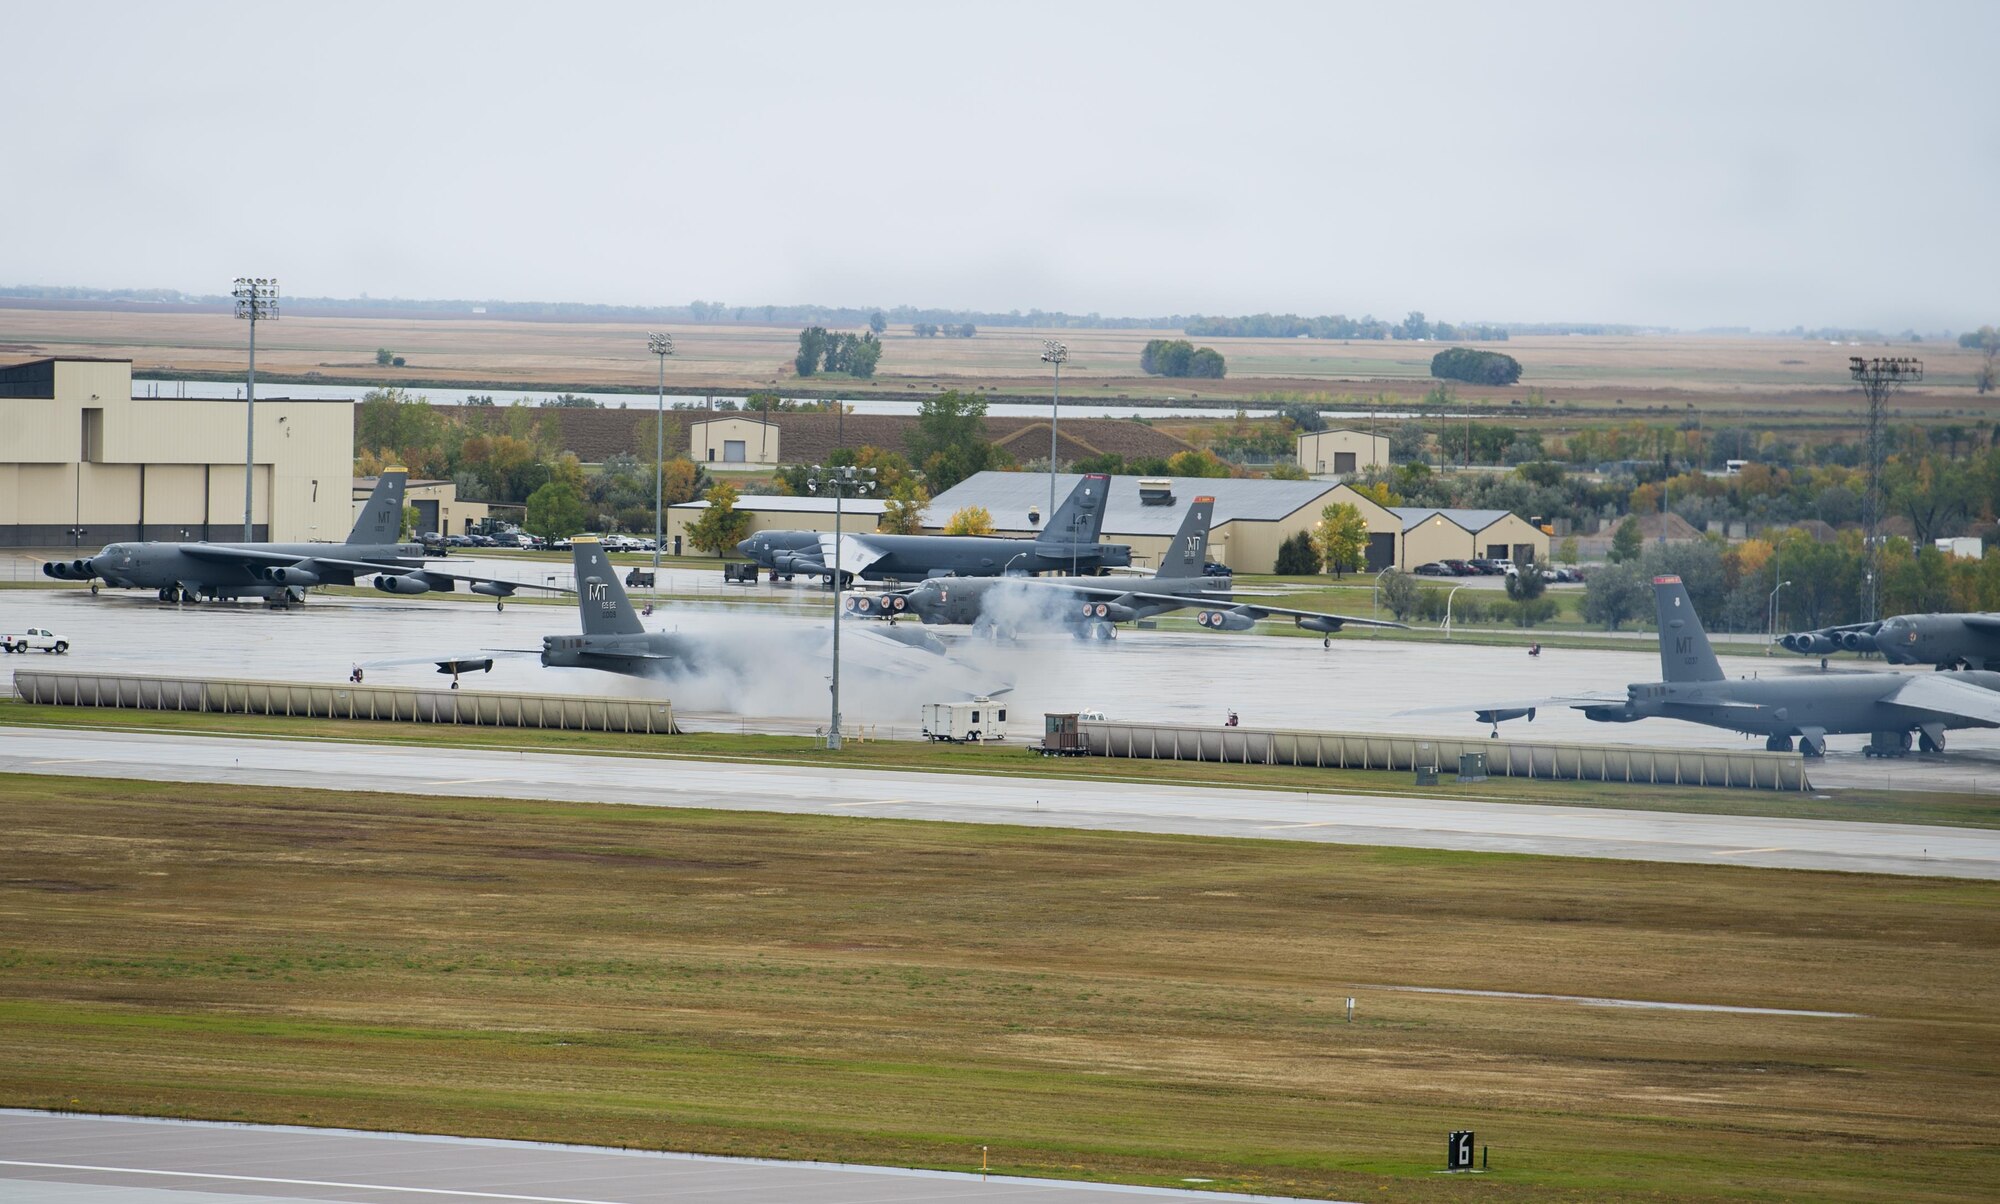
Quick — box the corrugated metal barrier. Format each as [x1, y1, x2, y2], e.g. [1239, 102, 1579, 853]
[13, 670, 677, 735]
[1079, 720, 1808, 792]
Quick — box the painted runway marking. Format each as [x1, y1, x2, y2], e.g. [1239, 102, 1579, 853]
[1358, 983, 1863, 1018]
[1712, 846, 1791, 857]
[0, 1160, 620, 1203]
[424, 777, 508, 787]
[26, 759, 97, 766]
[1262, 821, 1334, 830]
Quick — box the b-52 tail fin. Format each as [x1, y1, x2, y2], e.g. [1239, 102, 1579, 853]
[572, 539, 645, 636]
[1654, 575, 1723, 683]
[347, 469, 408, 545]
[1153, 496, 1215, 580]
[1038, 473, 1111, 548]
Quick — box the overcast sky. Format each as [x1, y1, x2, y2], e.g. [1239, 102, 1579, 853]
[6, 1, 1995, 330]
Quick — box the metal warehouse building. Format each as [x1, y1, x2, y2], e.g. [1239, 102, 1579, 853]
[0, 357, 354, 547]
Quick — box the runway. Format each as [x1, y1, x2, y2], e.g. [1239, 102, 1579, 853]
[0, 1110, 1323, 1203]
[5, 588, 1998, 793]
[4, 727, 1994, 878]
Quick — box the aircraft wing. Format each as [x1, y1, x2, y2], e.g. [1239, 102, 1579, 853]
[822, 533, 889, 578]
[1179, 599, 1409, 630]
[1397, 694, 1627, 718]
[179, 545, 570, 596]
[370, 564, 574, 595]
[1961, 614, 2000, 632]
[1890, 673, 2000, 726]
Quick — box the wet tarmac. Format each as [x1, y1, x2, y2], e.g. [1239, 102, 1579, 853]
[4, 587, 1996, 794]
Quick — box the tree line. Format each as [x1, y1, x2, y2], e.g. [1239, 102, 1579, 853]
[795, 327, 883, 378]
[1141, 339, 1226, 378]
[911, 323, 977, 338]
[1184, 311, 1509, 341]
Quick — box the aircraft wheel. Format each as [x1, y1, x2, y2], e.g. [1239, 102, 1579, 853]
[1764, 734, 1793, 752]
[89, 582, 99, 595]
[497, 601, 505, 611]
[1323, 637, 1331, 649]
[1919, 730, 1946, 753]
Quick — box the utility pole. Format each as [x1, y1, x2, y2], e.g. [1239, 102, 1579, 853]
[1042, 340, 1068, 525]
[807, 464, 875, 749]
[233, 278, 278, 541]
[647, 332, 675, 579]
[1850, 356, 1922, 622]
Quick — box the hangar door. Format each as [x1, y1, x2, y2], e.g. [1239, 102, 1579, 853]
[413, 499, 439, 535]
[1365, 532, 1396, 572]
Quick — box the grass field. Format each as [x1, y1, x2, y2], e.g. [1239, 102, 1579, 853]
[1, 307, 1992, 419]
[3, 773, 1996, 1201]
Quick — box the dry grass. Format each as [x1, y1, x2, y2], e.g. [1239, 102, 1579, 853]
[2, 307, 1992, 417]
[4, 773, 1998, 1201]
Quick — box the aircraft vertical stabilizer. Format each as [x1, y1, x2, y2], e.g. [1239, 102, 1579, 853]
[1654, 575, 1723, 683]
[1039, 473, 1110, 548]
[347, 469, 408, 545]
[1154, 497, 1215, 579]
[572, 539, 645, 636]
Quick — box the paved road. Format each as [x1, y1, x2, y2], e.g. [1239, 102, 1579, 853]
[4, 727, 1994, 879]
[4, 589, 1997, 793]
[0, 1110, 1320, 1203]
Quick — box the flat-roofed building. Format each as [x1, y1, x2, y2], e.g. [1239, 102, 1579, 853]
[688, 416, 782, 469]
[352, 476, 490, 537]
[1, 357, 354, 546]
[1297, 428, 1391, 476]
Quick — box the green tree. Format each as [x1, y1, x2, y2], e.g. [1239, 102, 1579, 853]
[524, 480, 587, 541]
[1609, 515, 1643, 564]
[1187, 347, 1227, 378]
[944, 505, 994, 535]
[375, 348, 394, 366]
[1505, 563, 1548, 603]
[400, 503, 421, 540]
[1430, 347, 1522, 386]
[868, 311, 887, 335]
[1313, 502, 1368, 578]
[878, 481, 931, 535]
[686, 482, 752, 553]
[908, 390, 1000, 492]
[795, 326, 828, 377]
[1274, 531, 1320, 575]
[1377, 567, 1422, 621]
[1557, 535, 1580, 566]
[1581, 562, 1649, 630]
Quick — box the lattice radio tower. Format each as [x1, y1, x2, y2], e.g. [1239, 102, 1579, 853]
[1849, 355, 1921, 623]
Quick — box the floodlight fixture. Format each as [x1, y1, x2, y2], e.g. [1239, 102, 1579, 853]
[234, 276, 279, 540]
[1849, 355, 1923, 621]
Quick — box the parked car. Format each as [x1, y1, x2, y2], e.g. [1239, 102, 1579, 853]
[1467, 558, 1506, 575]
[444, 534, 472, 548]
[550, 536, 574, 551]
[3, 626, 69, 654]
[1203, 561, 1232, 578]
[1442, 559, 1476, 576]
[1413, 562, 1453, 577]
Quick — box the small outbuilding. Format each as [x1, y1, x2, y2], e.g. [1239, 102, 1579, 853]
[1297, 428, 1391, 476]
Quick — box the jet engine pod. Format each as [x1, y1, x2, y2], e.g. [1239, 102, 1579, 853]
[42, 561, 70, 579]
[266, 566, 321, 587]
[1294, 615, 1344, 634]
[1780, 632, 1838, 655]
[1196, 608, 1257, 632]
[1838, 629, 1878, 652]
[436, 657, 495, 676]
[1474, 707, 1536, 725]
[469, 581, 515, 598]
[886, 595, 907, 612]
[374, 572, 433, 595]
[1580, 703, 1642, 723]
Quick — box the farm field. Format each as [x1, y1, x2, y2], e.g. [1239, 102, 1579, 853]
[0, 305, 1991, 422]
[4, 773, 1997, 1202]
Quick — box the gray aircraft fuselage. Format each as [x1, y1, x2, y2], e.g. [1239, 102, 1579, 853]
[1784, 613, 2000, 671]
[897, 573, 1222, 627]
[737, 531, 1131, 581]
[1568, 669, 2000, 739]
[73, 540, 425, 598]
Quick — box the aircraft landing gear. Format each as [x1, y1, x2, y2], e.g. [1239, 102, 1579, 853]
[1323, 636, 1331, 649]
[1864, 729, 1913, 759]
[496, 600, 505, 611]
[1918, 724, 1947, 754]
[1764, 733, 1794, 752]
[89, 582, 99, 595]
[1798, 731, 1827, 758]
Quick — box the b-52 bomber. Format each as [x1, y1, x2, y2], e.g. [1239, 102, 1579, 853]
[735, 473, 1131, 583]
[42, 469, 556, 608]
[1409, 576, 2000, 757]
[1781, 612, 2000, 671]
[843, 496, 1402, 645]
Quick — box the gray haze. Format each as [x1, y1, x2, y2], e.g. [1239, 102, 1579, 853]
[5, 1, 1995, 330]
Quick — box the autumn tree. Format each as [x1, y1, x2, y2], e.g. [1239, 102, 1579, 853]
[944, 505, 994, 535]
[1313, 502, 1370, 578]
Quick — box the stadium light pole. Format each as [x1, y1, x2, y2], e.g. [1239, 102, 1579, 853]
[233, 277, 279, 541]
[1041, 340, 1068, 534]
[807, 464, 875, 750]
[1766, 580, 1791, 655]
[647, 332, 675, 577]
[1850, 355, 1922, 623]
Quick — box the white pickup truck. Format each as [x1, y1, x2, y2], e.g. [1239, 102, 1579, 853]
[2, 626, 68, 654]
